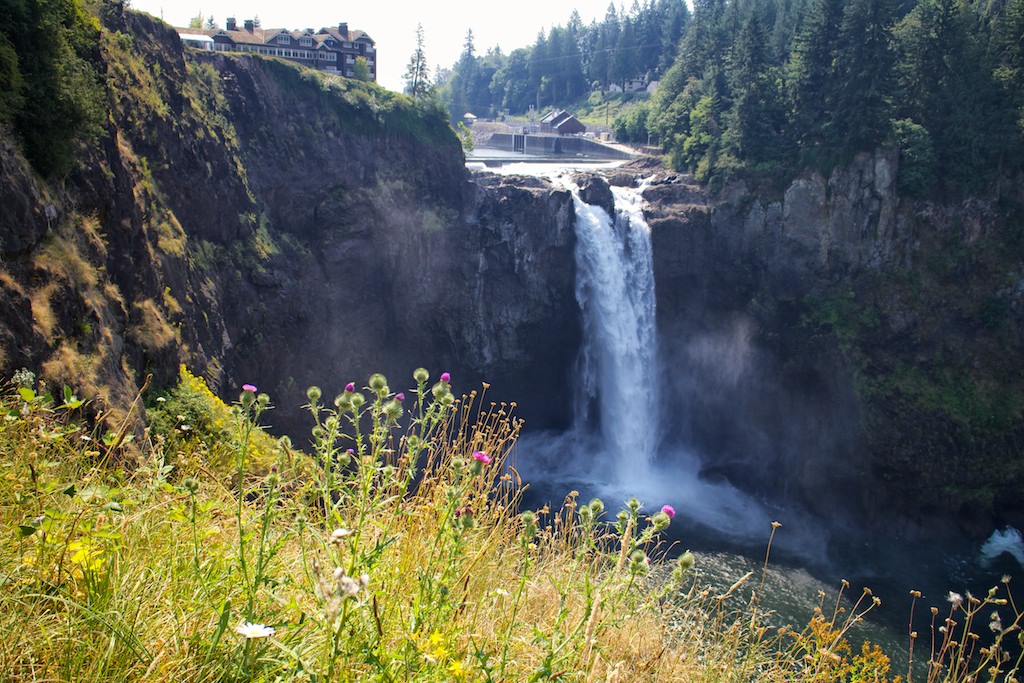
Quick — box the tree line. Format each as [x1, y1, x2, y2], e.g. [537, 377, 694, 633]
[418, 0, 690, 117]
[418, 0, 1024, 196]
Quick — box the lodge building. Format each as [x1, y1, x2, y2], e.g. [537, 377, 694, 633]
[178, 19, 376, 81]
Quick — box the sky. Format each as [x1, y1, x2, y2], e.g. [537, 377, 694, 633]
[128, 0, 619, 92]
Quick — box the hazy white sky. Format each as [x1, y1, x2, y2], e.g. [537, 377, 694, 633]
[129, 0, 618, 92]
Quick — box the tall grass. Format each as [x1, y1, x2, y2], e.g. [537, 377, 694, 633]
[0, 367, 1021, 681]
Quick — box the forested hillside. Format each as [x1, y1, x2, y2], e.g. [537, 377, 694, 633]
[438, 0, 1024, 194]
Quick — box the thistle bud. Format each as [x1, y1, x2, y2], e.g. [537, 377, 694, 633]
[650, 511, 671, 532]
[368, 373, 389, 396]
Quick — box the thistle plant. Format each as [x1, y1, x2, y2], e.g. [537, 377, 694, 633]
[0, 367, 977, 683]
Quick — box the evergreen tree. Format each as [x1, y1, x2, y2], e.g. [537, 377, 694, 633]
[403, 23, 431, 99]
[895, 0, 994, 190]
[677, 0, 728, 80]
[529, 29, 548, 106]
[444, 30, 479, 114]
[612, 15, 639, 87]
[723, 9, 789, 166]
[657, 0, 691, 75]
[990, 0, 1024, 169]
[788, 0, 845, 167]
[490, 48, 532, 112]
[562, 13, 588, 99]
[0, 0, 105, 177]
[586, 24, 610, 89]
[831, 0, 897, 160]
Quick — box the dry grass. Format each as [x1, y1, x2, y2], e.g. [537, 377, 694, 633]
[0, 371, 1019, 682]
[128, 298, 178, 351]
[29, 282, 59, 341]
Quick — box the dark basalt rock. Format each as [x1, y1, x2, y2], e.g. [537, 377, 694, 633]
[575, 173, 614, 217]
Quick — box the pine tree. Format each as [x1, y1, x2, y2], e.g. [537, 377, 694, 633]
[831, 0, 897, 160]
[788, 0, 845, 167]
[724, 10, 788, 165]
[895, 0, 992, 190]
[403, 24, 431, 99]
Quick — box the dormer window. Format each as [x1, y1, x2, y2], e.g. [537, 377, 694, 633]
[299, 36, 312, 46]
[276, 34, 289, 44]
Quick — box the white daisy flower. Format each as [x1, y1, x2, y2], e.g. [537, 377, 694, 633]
[234, 621, 275, 639]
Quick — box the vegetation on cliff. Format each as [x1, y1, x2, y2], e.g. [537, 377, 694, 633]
[437, 0, 1024, 196]
[0, 0, 465, 430]
[4, 368, 1022, 681]
[0, 0, 106, 177]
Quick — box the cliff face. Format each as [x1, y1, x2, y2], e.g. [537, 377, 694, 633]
[0, 8, 580, 439]
[641, 152, 1024, 538]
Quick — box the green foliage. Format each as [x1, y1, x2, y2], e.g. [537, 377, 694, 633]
[402, 23, 431, 99]
[891, 118, 936, 196]
[612, 100, 651, 143]
[351, 56, 370, 82]
[456, 120, 474, 153]
[439, 0, 688, 117]
[0, 0, 107, 177]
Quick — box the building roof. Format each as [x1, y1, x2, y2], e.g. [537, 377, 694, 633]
[317, 27, 375, 46]
[183, 21, 374, 49]
[177, 32, 214, 43]
[539, 109, 564, 124]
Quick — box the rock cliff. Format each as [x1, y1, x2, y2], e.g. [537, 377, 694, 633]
[630, 151, 1024, 539]
[0, 7, 580, 440]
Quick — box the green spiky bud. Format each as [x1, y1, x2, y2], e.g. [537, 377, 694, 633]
[650, 511, 671, 532]
[368, 373, 388, 396]
[383, 399, 403, 421]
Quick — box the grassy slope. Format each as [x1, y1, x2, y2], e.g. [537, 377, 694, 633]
[1, 369, 1020, 682]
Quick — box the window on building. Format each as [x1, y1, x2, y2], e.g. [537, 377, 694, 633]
[276, 34, 289, 44]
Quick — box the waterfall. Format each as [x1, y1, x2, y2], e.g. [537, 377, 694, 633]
[570, 183, 659, 488]
[518, 172, 773, 546]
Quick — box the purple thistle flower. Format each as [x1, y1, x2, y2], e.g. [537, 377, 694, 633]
[346, 448, 355, 455]
[440, 372, 451, 383]
[242, 384, 257, 393]
[345, 382, 355, 393]
[473, 450, 492, 465]
[661, 504, 676, 519]
[395, 393, 405, 402]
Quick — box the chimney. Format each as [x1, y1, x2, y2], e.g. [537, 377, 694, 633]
[226, 17, 236, 30]
[338, 22, 348, 38]
[243, 19, 254, 32]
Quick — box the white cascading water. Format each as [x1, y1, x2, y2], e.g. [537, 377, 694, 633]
[570, 182, 659, 489]
[516, 170, 772, 544]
